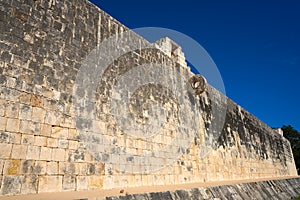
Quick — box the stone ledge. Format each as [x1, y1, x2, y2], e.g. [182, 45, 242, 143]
[0, 177, 299, 200]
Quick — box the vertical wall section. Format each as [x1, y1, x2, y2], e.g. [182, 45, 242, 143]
[0, 0, 297, 196]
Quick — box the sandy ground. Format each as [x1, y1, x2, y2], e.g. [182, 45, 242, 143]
[0, 176, 298, 200]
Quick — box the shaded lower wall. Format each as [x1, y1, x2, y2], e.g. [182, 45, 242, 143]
[106, 178, 300, 200]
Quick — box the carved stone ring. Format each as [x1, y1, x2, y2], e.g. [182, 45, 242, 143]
[188, 74, 207, 95]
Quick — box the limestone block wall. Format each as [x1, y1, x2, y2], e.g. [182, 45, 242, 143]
[0, 0, 297, 196]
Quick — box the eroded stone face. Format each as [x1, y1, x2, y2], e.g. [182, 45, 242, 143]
[1, 176, 21, 195]
[0, 0, 297, 196]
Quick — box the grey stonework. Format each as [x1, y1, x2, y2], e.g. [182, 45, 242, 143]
[105, 178, 300, 200]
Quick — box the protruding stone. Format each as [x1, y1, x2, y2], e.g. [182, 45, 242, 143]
[188, 75, 207, 96]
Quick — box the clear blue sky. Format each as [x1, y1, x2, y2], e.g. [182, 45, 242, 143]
[90, 0, 300, 131]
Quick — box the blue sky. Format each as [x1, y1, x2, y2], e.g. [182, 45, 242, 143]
[90, 0, 300, 131]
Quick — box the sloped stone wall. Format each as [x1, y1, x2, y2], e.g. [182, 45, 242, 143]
[106, 178, 300, 200]
[0, 0, 297, 196]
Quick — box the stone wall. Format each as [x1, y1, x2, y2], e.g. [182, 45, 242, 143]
[106, 177, 300, 200]
[0, 0, 297, 196]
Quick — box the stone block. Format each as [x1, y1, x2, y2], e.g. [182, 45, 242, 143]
[68, 149, 85, 162]
[6, 77, 16, 88]
[19, 104, 32, 120]
[3, 160, 20, 175]
[26, 145, 40, 160]
[77, 163, 88, 175]
[31, 107, 45, 123]
[40, 123, 52, 136]
[76, 176, 88, 190]
[21, 160, 35, 174]
[18, 93, 31, 105]
[44, 111, 62, 126]
[0, 116, 7, 131]
[87, 163, 96, 175]
[52, 148, 66, 161]
[35, 161, 47, 174]
[68, 128, 79, 140]
[69, 140, 78, 150]
[30, 94, 42, 107]
[21, 174, 38, 194]
[0, 132, 10, 143]
[0, 143, 12, 158]
[47, 138, 58, 147]
[88, 175, 103, 189]
[58, 162, 77, 175]
[0, 99, 5, 116]
[62, 175, 76, 191]
[5, 102, 19, 118]
[10, 132, 22, 144]
[1, 175, 22, 195]
[96, 163, 105, 175]
[58, 139, 68, 148]
[60, 115, 73, 128]
[0, 160, 4, 174]
[11, 144, 27, 159]
[6, 118, 20, 133]
[19, 120, 40, 135]
[21, 134, 35, 145]
[38, 175, 63, 193]
[34, 136, 47, 146]
[51, 126, 68, 139]
[40, 146, 52, 161]
[47, 161, 58, 175]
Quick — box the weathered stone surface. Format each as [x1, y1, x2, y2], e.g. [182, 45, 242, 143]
[46, 161, 58, 175]
[21, 175, 38, 194]
[0, 0, 297, 196]
[18, 104, 32, 120]
[1, 175, 22, 195]
[6, 118, 20, 133]
[10, 145, 27, 160]
[52, 148, 66, 162]
[51, 126, 68, 139]
[3, 160, 20, 175]
[62, 175, 76, 191]
[40, 124, 52, 137]
[34, 136, 47, 147]
[39, 146, 52, 161]
[26, 146, 40, 160]
[0, 117, 7, 131]
[107, 178, 300, 200]
[38, 176, 63, 193]
[88, 175, 104, 189]
[31, 107, 45, 123]
[77, 176, 88, 190]
[0, 143, 12, 159]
